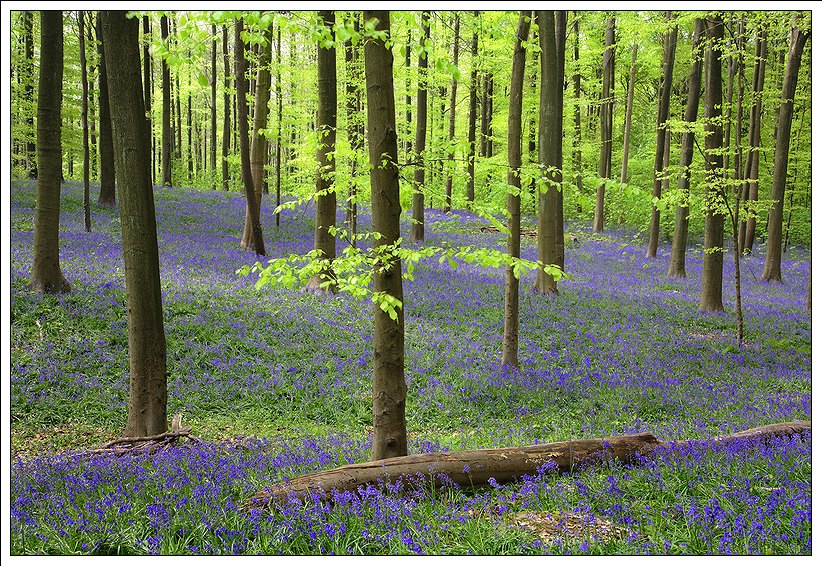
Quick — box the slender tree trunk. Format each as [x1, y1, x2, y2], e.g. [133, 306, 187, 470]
[479, 73, 489, 158]
[161, 15, 172, 186]
[241, 22, 273, 250]
[363, 10, 408, 462]
[443, 13, 459, 213]
[742, 26, 767, 254]
[762, 25, 809, 282]
[101, 10, 168, 437]
[699, 15, 725, 313]
[275, 25, 283, 226]
[647, 12, 677, 259]
[668, 19, 705, 278]
[23, 11, 37, 179]
[30, 11, 69, 294]
[79, 12, 91, 232]
[97, 16, 116, 205]
[573, 14, 583, 209]
[466, 11, 479, 210]
[307, 11, 338, 293]
[404, 31, 413, 160]
[593, 16, 615, 232]
[235, 19, 266, 256]
[502, 12, 531, 368]
[344, 14, 362, 240]
[620, 43, 638, 184]
[142, 15, 153, 188]
[210, 24, 217, 188]
[485, 74, 494, 156]
[222, 24, 231, 191]
[410, 12, 431, 242]
[535, 11, 566, 295]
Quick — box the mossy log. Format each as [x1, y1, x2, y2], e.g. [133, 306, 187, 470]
[244, 421, 810, 510]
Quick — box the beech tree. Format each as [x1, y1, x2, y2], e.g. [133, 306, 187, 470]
[593, 15, 615, 233]
[78, 11, 91, 232]
[97, 15, 116, 205]
[443, 13, 459, 213]
[30, 11, 69, 294]
[741, 24, 768, 254]
[466, 11, 479, 210]
[502, 11, 531, 368]
[620, 42, 638, 185]
[307, 10, 338, 292]
[100, 10, 168, 437]
[762, 21, 809, 282]
[160, 14, 172, 186]
[363, 9, 408, 461]
[410, 11, 431, 242]
[221, 24, 231, 191]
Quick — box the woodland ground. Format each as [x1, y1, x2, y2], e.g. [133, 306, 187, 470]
[8, 180, 811, 555]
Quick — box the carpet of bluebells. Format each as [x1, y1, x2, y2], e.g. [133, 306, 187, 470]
[9, 181, 811, 555]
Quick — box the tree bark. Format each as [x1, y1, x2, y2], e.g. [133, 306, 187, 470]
[22, 11, 37, 179]
[100, 10, 168, 437]
[668, 19, 705, 278]
[30, 11, 69, 294]
[222, 24, 231, 191]
[593, 16, 615, 233]
[466, 11, 479, 210]
[79, 11, 91, 232]
[210, 24, 217, 188]
[97, 15, 116, 205]
[241, 21, 273, 250]
[620, 43, 638, 184]
[443, 13, 460, 213]
[699, 15, 725, 313]
[307, 10, 338, 293]
[235, 19, 266, 256]
[572, 14, 583, 208]
[275, 25, 283, 226]
[534, 11, 566, 295]
[742, 26, 767, 255]
[410, 12, 431, 242]
[364, 10, 408, 462]
[647, 12, 677, 259]
[244, 420, 811, 509]
[142, 15, 153, 189]
[502, 12, 531, 368]
[762, 24, 809, 282]
[161, 15, 172, 186]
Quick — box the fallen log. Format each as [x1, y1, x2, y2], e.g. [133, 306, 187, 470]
[243, 421, 810, 510]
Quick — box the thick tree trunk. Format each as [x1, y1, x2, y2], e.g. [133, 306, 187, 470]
[699, 15, 725, 313]
[762, 25, 809, 282]
[306, 11, 338, 293]
[142, 15, 153, 188]
[502, 12, 531, 368]
[443, 13, 460, 213]
[466, 11, 479, 210]
[647, 13, 677, 259]
[79, 11, 91, 232]
[161, 15, 172, 186]
[241, 22, 273, 251]
[620, 43, 638, 184]
[30, 11, 69, 294]
[97, 16, 116, 205]
[100, 10, 168, 437]
[235, 19, 266, 256]
[410, 12, 431, 242]
[242, 421, 811, 509]
[668, 19, 705, 278]
[593, 16, 615, 233]
[364, 10, 408, 462]
[535, 11, 566, 295]
[222, 24, 231, 191]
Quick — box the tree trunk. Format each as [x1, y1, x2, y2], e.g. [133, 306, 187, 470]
[100, 10, 168, 437]
[23, 11, 37, 179]
[241, 22, 273, 250]
[363, 10, 408, 462]
[466, 11, 479, 210]
[620, 43, 638, 184]
[186, 60, 193, 179]
[647, 12, 677, 259]
[485, 74, 494, 157]
[210, 23, 217, 188]
[404, 31, 413, 160]
[79, 11, 91, 232]
[222, 24, 231, 191]
[30, 11, 69, 294]
[668, 21, 705, 278]
[743, 27, 768, 255]
[275, 25, 283, 226]
[97, 16, 116, 205]
[699, 15, 725, 313]
[161, 15, 172, 186]
[142, 15, 153, 189]
[762, 25, 809, 282]
[479, 73, 489, 158]
[593, 16, 615, 233]
[235, 19, 266, 256]
[410, 12, 431, 242]
[502, 12, 531, 368]
[443, 13, 460, 213]
[573, 14, 583, 209]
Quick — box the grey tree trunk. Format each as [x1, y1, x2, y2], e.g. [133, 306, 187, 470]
[142, 15, 153, 189]
[97, 15, 116, 204]
[363, 10, 408, 461]
[211, 24, 217, 187]
[466, 11, 479, 210]
[100, 10, 168, 437]
[742, 26, 767, 254]
[762, 24, 809, 282]
[222, 24, 230, 191]
[593, 16, 615, 232]
[502, 12, 531, 368]
[443, 13, 460, 213]
[160, 15, 172, 186]
[275, 26, 282, 226]
[30, 11, 69, 294]
[410, 12, 431, 242]
[79, 11, 91, 232]
[620, 43, 638, 184]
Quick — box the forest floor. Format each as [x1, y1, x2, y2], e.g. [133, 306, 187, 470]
[9, 180, 811, 555]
